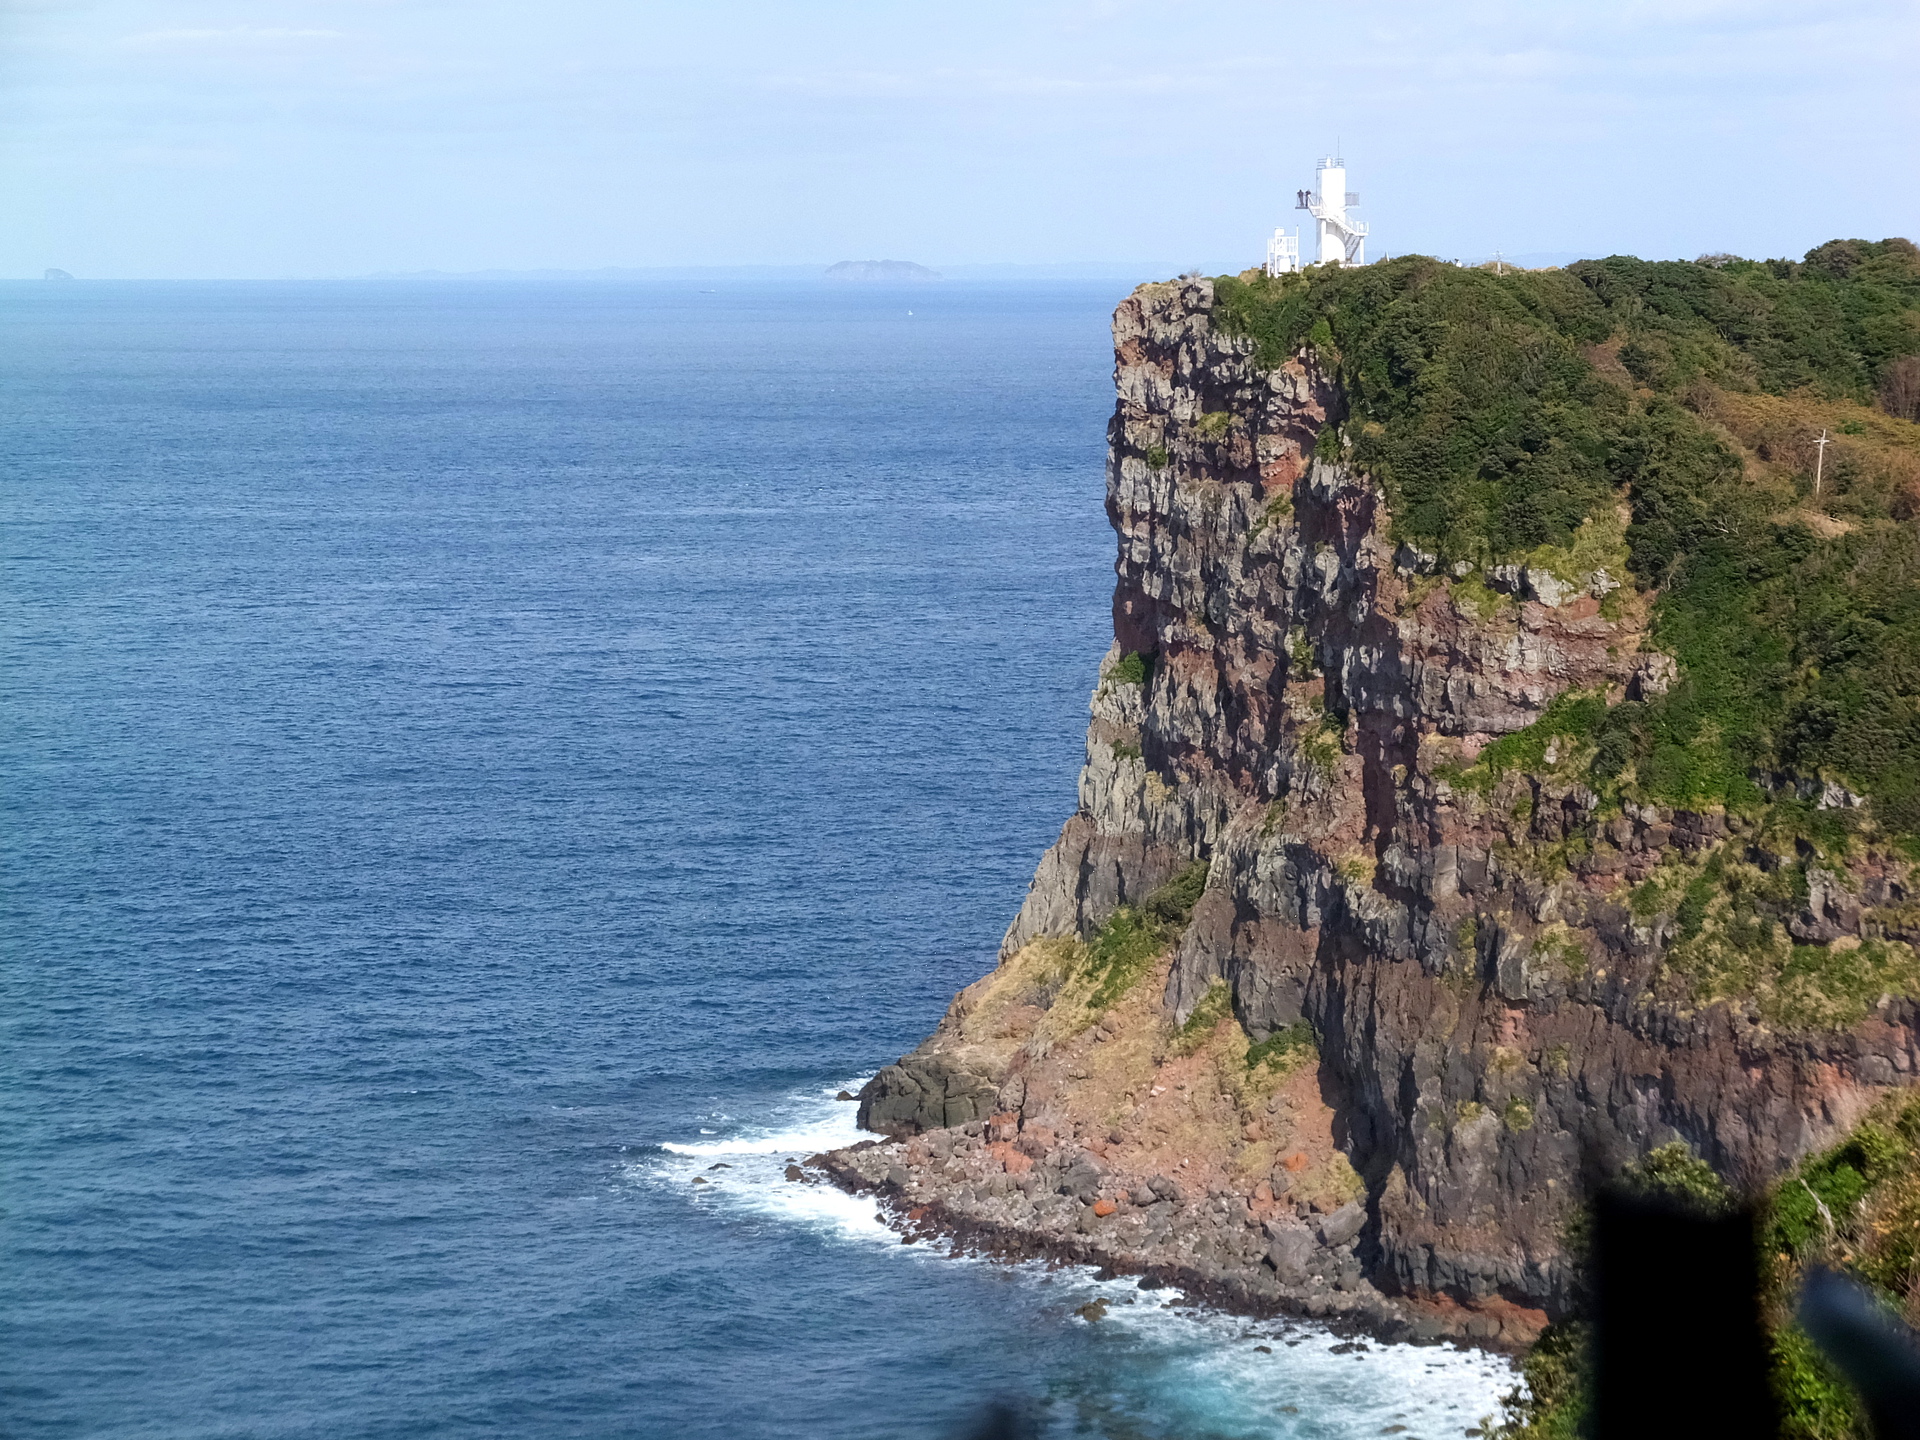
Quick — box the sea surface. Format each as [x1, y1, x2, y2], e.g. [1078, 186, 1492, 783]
[1, 278, 1516, 1439]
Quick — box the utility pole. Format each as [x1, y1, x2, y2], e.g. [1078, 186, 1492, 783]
[1495, 251, 1504, 275]
[1813, 429, 1831, 497]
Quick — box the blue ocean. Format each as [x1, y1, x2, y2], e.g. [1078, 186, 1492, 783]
[0, 278, 1514, 1438]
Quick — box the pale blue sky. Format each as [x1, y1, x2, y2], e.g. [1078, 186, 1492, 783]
[4, 0, 1916, 278]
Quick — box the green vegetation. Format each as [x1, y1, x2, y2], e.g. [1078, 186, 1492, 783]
[1651, 845, 1920, 1028]
[1496, 1109, 1920, 1440]
[1167, 974, 1319, 1071]
[1110, 650, 1154, 687]
[1080, 861, 1209, 1012]
[1297, 707, 1345, 774]
[1081, 908, 1168, 1011]
[1246, 1018, 1316, 1071]
[1109, 738, 1142, 761]
[1142, 859, 1209, 924]
[1145, 444, 1170, 470]
[1196, 410, 1233, 439]
[1494, 1321, 1586, 1440]
[1214, 261, 1633, 561]
[1626, 1139, 1739, 1211]
[1446, 570, 1513, 622]
[1286, 629, 1317, 678]
[1248, 492, 1293, 539]
[1526, 510, 1631, 595]
[1214, 242, 1920, 835]
[1440, 689, 1610, 795]
[1758, 1104, 1920, 1440]
[1170, 979, 1234, 1056]
[1601, 827, 1920, 1026]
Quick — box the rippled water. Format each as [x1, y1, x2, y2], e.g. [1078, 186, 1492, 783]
[1, 278, 1514, 1438]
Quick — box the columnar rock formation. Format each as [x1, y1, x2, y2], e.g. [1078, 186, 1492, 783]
[846, 276, 1919, 1322]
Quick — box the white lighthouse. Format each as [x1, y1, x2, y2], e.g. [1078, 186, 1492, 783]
[1296, 156, 1368, 267]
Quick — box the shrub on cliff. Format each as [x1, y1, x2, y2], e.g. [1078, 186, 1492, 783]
[1141, 858, 1207, 925]
[1081, 861, 1209, 1011]
[1108, 649, 1154, 686]
[1168, 978, 1234, 1057]
[1244, 1018, 1315, 1071]
[1081, 908, 1167, 1012]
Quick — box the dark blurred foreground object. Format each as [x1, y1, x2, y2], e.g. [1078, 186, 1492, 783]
[1594, 1190, 1777, 1439]
[1595, 1190, 1920, 1440]
[1798, 1266, 1920, 1440]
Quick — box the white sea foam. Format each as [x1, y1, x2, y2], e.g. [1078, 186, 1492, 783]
[639, 1080, 1520, 1438]
[640, 1080, 908, 1246]
[1095, 1289, 1518, 1435]
[655, 1082, 866, 1160]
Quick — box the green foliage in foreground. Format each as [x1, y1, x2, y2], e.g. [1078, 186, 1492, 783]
[1109, 650, 1154, 686]
[1496, 1105, 1920, 1440]
[1754, 1101, 1920, 1440]
[1081, 861, 1209, 1011]
[1213, 242, 1920, 833]
[1496, 1322, 1588, 1440]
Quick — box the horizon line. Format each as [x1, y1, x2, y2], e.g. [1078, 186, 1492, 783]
[11, 251, 1607, 284]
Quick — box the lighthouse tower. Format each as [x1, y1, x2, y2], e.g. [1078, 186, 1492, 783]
[1297, 156, 1368, 266]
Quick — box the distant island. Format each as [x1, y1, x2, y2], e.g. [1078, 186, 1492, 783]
[44, 268, 74, 282]
[823, 260, 941, 283]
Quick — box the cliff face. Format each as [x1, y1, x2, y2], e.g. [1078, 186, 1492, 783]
[853, 277, 1920, 1321]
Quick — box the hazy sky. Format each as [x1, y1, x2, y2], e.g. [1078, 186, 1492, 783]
[3, 0, 1916, 278]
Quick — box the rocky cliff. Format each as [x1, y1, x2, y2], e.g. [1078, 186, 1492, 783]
[835, 272, 1920, 1339]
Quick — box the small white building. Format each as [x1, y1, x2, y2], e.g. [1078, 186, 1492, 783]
[1268, 156, 1370, 272]
[1264, 227, 1302, 277]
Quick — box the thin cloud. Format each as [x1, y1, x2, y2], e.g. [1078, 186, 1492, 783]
[120, 27, 349, 51]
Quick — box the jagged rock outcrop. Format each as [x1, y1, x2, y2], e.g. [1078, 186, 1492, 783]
[852, 276, 1919, 1323]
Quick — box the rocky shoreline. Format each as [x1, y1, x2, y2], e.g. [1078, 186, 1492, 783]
[810, 1129, 1535, 1351]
